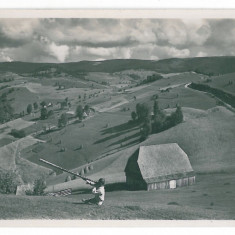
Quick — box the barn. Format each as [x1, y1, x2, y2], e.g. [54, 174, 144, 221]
[125, 143, 195, 191]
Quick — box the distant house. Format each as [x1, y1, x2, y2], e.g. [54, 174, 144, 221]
[125, 143, 195, 191]
[47, 102, 53, 107]
[66, 110, 75, 119]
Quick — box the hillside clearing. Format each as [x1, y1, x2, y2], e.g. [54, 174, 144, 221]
[0, 118, 35, 132]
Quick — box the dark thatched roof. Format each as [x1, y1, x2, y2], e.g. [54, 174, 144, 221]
[138, 143, 194, 184]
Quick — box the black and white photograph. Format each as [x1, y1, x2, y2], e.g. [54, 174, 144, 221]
[0, 10, 234, 222]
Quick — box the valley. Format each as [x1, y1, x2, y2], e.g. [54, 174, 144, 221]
[0, 57, 234, 219]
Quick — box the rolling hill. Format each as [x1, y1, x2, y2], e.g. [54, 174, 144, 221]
[46, 106, 235, 192]
[0, 56, 235, 75]
[0, 56, 235, 220]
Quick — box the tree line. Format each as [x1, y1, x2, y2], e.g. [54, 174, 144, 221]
[138, 74, 163, 86]
[189, 82, 235, 108]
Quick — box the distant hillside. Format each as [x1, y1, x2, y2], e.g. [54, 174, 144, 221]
[0, 56, 235, 75]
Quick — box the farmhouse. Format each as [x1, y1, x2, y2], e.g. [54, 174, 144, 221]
[66, 110, 75, 119]
[125, 143, 195, 191]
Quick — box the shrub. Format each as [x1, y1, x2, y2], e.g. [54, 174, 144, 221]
[135, 103, 150, 122]
[0, 102, 14, 123]
[33, 102, 38, 110]
[27, 104, 32, 114]
[152, 118, 164, 133]
[60, 101, 67, 109]
[169, 106, 183, 126]
[47, 110, 54, 117]
[40, 101, 46, 107]
[141, 74, 163, 84]
[58, 113, 68, 128]
[10, 129, 26, 138]
[153, 100, 160, 118]
[84, 104, 90, 113]
[131, 111, 137, 121]
[40, 107, 48, 120]
[76, 105, 83, 120]
[0, 169, 20, 194]
[33, 178, 46, 195]
[167, 202, 179, 206]
[59, 147, 66, 152]
[152, 105, 183, 134]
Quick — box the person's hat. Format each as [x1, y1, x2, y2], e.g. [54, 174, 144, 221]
[98, 178, 105, 185]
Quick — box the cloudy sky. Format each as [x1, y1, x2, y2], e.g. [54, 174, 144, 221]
[0, 18, 235, 63]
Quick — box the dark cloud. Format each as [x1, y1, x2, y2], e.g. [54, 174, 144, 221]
[0, 28, 28, 48]
[0, 18, 235, 62]
[205, 19, 235, 48]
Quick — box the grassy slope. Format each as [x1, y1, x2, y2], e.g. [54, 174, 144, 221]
[144, 106, 235, 173]
[0, 175, 233, 220]
[123, 72, 217, 110]
[1, 58, 234, 219]
[0, 136, 51, 183]
[24, 111, 140, 172]
[39, 71, 222, 187]
[46, 106, 235, 192]
[206, 73, 235, 95]
[20, 70, 227, 188]
[1, 165, 235, 219]
[8, 87, 39, 114]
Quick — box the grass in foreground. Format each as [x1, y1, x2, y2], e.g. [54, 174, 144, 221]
[1, 173, 235, 220]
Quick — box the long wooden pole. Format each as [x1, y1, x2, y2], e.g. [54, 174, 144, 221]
[39, 158, 95, 183]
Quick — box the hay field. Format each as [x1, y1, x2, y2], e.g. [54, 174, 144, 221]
[46, 106, 235, 192]
[13, 82, 106, 104]
[85, 72, 134, 87]
[0, 58, 235, 219]
[0, 118, 36, 147]
[207, 73, 235, 94]
[120, 81, 217, 112]
[35, 70, 228, 188]
[93, 96, 129, 112]
[0, 134, 50, 183]
[18, 70, 231, 188]
[0, 136, 44, 170]
[0, 118, 35, 131]
[28, 76, 91, 89]
[22, 110, 140, 173]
